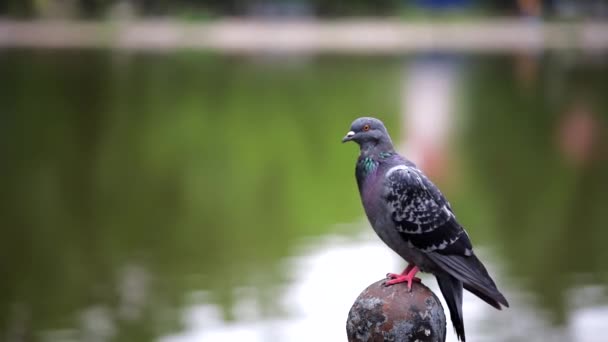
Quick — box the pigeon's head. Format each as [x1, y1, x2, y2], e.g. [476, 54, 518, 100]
[342, 117, 393, 148]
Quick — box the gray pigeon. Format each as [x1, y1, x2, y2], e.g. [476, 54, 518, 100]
[342, 117, 508, 342]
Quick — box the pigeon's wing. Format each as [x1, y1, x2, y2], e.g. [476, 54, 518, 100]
[383, 164, 472, 256]
[384, 164, 509, 309]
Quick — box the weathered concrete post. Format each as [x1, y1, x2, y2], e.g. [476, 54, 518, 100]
[346, 279, 446, 342]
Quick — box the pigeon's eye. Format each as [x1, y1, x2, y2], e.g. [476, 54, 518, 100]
[363, 124, 370, 132]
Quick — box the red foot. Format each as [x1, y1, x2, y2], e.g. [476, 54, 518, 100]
[384, 265, 421, 291]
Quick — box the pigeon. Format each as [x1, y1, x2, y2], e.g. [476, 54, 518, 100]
[342, 117, 508, 342]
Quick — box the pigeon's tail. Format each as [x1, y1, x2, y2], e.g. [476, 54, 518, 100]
[429, 253, 509, 310]
[436, 274, 465, 342]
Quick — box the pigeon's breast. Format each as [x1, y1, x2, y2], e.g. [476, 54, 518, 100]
[363, 173, 430, 268]
[360, 172, 384, 221]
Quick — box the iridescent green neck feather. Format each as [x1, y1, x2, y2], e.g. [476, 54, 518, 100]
[358, 157, 378, 176]
[379, 151, 396, 159]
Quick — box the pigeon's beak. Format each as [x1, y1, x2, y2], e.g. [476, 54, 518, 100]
[342, 131, 355, 143]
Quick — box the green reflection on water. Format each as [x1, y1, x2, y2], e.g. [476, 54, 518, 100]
[463, 54, 608, 324]
[0, 50, 401, 339]
[1, 50, 607, 340]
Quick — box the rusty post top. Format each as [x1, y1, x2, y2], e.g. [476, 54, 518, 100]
[346, 279, 446, 342]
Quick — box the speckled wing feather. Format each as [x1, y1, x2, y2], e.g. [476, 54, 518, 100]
[384, 164, 473, 256]
[384, 163, 509, 310]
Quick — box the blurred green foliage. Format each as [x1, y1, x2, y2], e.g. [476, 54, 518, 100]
[0, 0, 522, 19]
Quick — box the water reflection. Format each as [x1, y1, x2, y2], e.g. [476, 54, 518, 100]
[465, 53, 608, 326]
[161, 230, 606, 342]
[0, 50, 607, 341]
[161, 228, 398, 342]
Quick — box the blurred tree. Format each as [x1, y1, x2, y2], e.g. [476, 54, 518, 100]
[313, 0, 402, 16]
[0, 0, 566, 18]
[0, 0, 37, 18]
[79, 0, 115, 18]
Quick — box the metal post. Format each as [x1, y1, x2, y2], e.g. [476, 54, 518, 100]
[346, 279, 446, 342]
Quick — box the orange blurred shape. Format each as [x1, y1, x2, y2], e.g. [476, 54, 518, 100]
[557, 102, 598, 166]
[518, 0, 542, 16]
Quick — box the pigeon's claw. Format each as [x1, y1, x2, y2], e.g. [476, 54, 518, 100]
[383, 266, 421, 291]
[384, 274, 421, 290]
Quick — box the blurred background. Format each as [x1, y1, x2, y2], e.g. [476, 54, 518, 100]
[1, 1, 608, 341]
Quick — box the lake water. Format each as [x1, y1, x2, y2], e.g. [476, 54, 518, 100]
[1, 50, 607, 341]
